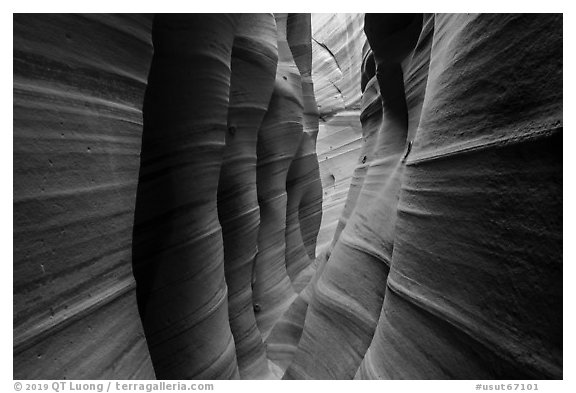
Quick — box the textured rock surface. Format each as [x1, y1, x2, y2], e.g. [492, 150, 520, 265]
[285, 13, 323, 291]
[311, 14, 366, 254]
[13, 12, 562, 380]
[355, 13, 562, 380]
[251, 14, 304, 341]
[218, 14, 279, 380]
[285, 13, 425, 380]
[13, 14, 155, 380]
[132, 14, 241, 379]
[288, 13, 562, 380]
[14, 12, 323, 380]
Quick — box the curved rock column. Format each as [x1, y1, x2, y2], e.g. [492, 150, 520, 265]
[356, 13, 562, 380]
[132, 14, 240, 379]
[262, 13, 322, 372]
[287, 14, 323, 262]
[284, 13, 322, 291]
[330, 47, 380, 247]
[284, 13, 423, 380]
[353, 13, 434, 379]
[252, 13, 303, 340]
[217, 14, 280, 380]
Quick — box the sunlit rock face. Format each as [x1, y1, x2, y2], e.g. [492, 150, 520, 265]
[310, 14, 366, 255]
[13, 13, 562, 381]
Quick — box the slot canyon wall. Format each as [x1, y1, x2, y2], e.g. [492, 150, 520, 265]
[286, 13, 562, 380]
[14, 14, 156, 379]
[14, 13, 562, 380]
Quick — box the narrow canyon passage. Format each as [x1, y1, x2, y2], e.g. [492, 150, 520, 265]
[13, 13, 562, 380]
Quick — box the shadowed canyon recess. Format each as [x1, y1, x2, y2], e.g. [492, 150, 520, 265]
[13, 13, 562, 379]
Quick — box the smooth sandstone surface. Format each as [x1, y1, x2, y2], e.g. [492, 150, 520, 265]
[218, 14, 279, 380]
[251, 14, 304, 342]
[285, 13, 425, 380]
[13, 13, 562, 380]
